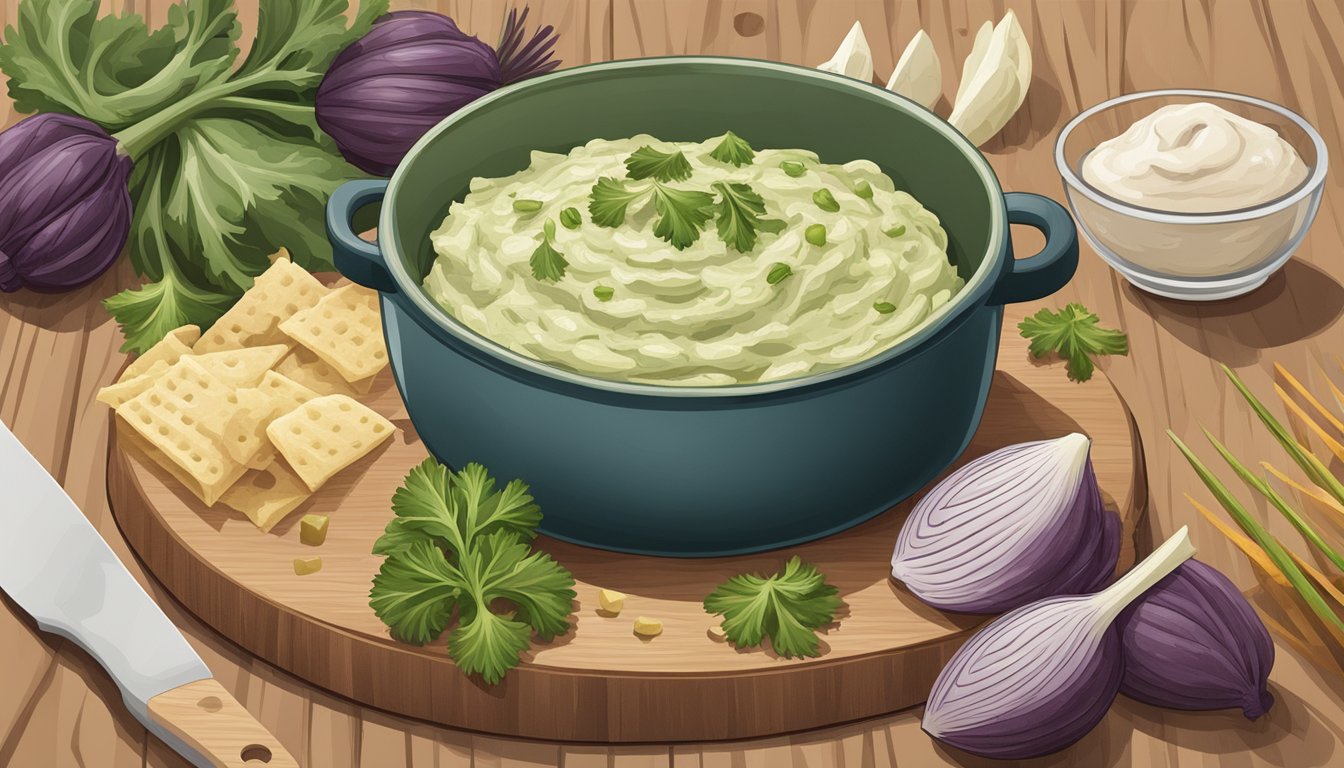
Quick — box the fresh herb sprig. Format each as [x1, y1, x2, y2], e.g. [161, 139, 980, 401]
[712, 181, 785, 253]
[1, 0, 388, 352]
[709, 130, 755, 166]
[588, 176, 713, 250]
[703, 557, 841, 658]
[1018, 303, 1129, 382]
[625, 146, 693, 182]
[369, 458, 577, 684]
[529, 220, 568, 281]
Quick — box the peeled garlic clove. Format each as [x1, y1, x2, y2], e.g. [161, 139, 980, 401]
[817, 21, 874, 82]
[885, 30, 942, 109]
[953, 21, 992, 107]
[1118, 560, 1275, 718]
[891, 433, 1120, 613]
[923, 528, 1196, 759]
[948, 10, 1032, 145]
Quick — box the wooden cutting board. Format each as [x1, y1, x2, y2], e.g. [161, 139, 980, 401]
[107, 326, 1144, 744]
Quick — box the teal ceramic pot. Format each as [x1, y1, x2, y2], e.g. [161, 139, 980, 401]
[327, 57, 1077, 557]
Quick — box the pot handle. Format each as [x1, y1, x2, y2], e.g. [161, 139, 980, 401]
[988, 192, 1078, 305]
[327, 179, 398, 294]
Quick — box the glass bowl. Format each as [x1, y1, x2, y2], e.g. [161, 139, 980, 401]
[1055, 89, 1327, 300]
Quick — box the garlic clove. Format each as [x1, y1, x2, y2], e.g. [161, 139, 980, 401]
[817, 21, 875, 82]
[952, 21, 992, 107]
[885, 30, 942, 109]
[948, 10, 1033, 146]
[1117, 560, 1275, 719]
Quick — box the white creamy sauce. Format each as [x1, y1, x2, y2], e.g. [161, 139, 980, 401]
[1082, 102, 1308, 213]
[424, 134, 964, 385]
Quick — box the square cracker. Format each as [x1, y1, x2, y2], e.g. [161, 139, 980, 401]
[275, 348, 374, 397]
[98, 360, 169, 408]
[219, 462, 313, 532]
[117, 359, 248, 505]
[191, 344, 290, 388]
[121, 326, 196, 381]
[194, 256, 328, 352]
[266, 394, 395, 492]
[279, 284, 388, 382]
[256, 371, 320, 414]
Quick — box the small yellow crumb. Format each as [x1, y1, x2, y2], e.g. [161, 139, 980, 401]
[293, 556, 323, 576]
[597, 588, 626, 615]
[633, 616, 662, 638]
[300, 514, 330, 546]
[708, 625, 727, 642]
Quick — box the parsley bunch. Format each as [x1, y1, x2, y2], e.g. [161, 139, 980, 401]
[703, 557, 841, 659]
[369, 458, 576, 683]
[0, 0, 385, 352]
[1018, 302, 1129, 383]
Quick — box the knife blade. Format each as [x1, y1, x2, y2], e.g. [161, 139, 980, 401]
[0, 420, 296, 768]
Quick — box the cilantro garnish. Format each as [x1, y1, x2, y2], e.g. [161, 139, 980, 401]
[529, 220, 568, 281]
[589, 178, 712, 249]
[703, 557, 841, 659]
[712, 182, 785, 253]
[1018, 302, 1129, 383]
[588, 177, 647, 227]
[369, 459, 576, 684]
[625, 146, 693, 182]
[709, 131, 755, 166]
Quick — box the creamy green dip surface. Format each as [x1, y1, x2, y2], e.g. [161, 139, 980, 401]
[424, 134, 964, 386]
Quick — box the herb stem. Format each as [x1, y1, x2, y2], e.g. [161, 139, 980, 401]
[112, 70, 292, 160]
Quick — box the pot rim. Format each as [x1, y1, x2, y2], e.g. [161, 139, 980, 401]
[381, 56, 1008, 399]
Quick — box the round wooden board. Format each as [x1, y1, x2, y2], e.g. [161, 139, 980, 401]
[108, 327, 1145, 744]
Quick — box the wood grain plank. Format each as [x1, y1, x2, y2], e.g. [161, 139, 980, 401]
[2, 0, 1344, 766]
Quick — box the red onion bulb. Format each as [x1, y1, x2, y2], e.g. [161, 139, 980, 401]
[0, 113, 132, 292]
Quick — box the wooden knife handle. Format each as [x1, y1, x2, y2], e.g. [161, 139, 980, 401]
[147, 678, 298, 768]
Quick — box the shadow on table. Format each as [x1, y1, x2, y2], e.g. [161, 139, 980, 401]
[1131, 259, 1344, 367]
[931, 682, 1343, 768]
[0, 262, 129, 334]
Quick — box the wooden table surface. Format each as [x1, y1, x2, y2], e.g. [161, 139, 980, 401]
[4, 0, 1344, 766]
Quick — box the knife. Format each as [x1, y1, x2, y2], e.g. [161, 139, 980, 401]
[0, 421, 297, 768]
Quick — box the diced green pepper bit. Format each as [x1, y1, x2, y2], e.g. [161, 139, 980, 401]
[780, 160, 806, 178]
[560, 207, 583, 229]
[885, 224, 906, 238]
[873, 301, 897, 314]
[805, 224, 827, 246]
[766, 262, 793, 285]
[854, 180, 873, 200]
[593, 285, 615, 301]
[513, 198, 543, 213]
[812, 188, 840, 212]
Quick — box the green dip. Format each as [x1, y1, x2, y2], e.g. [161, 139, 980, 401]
[424, 133, 964, 385]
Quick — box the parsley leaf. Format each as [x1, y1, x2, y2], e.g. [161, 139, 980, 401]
[625, 145, 693, 182]
[709, 130, 755, 166]
[530, 220, 568, 281]
[712, 181, 785, 253]
[703, 557, 840, 659]
[588, 176, 648, 228]
[370, 458, 575, 684]
[650, 183, 714, 250]
[1018, 302, 1129, 383]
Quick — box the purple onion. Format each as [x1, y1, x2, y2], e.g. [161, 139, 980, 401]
[0, 113, 132, 292]
[891, 433, 1120, 613]
[1118, 559, 1275, 718]
[924, 527, 1196, 760]
[316, 8, 559, 176]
